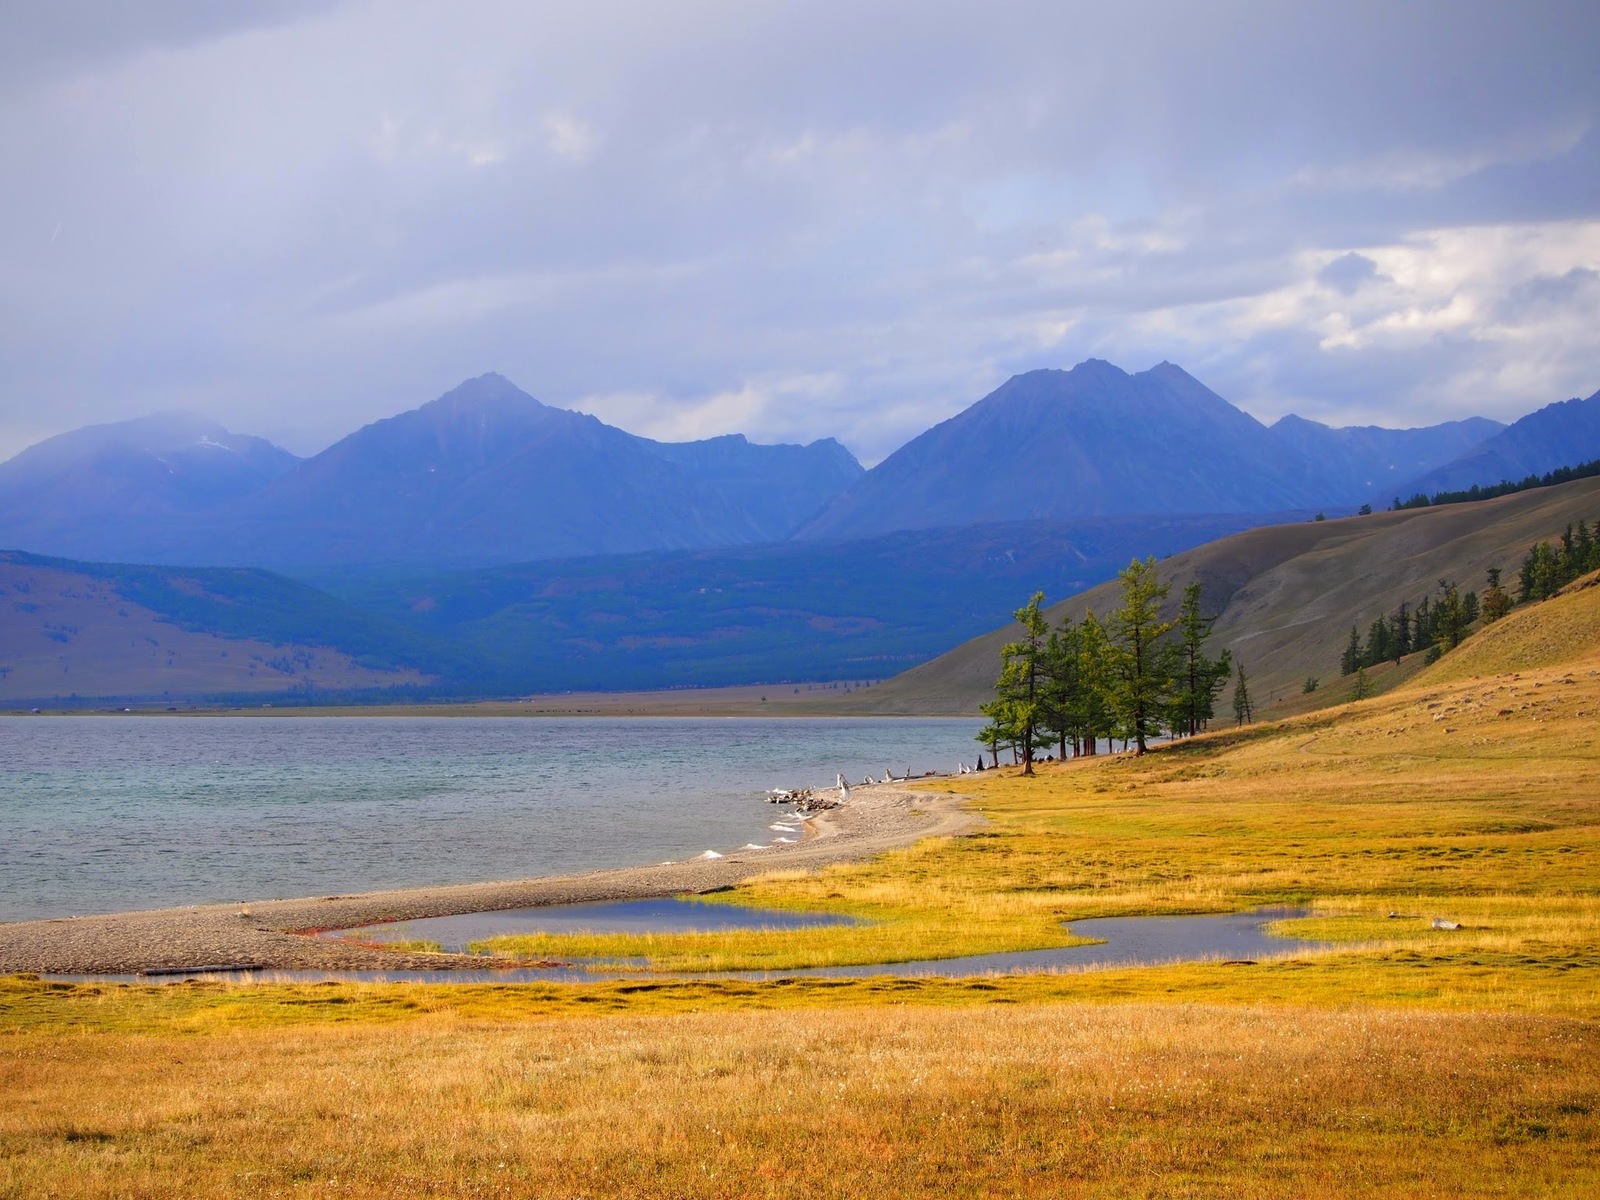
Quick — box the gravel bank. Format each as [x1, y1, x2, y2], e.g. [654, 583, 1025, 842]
[0, 784, 976, 976]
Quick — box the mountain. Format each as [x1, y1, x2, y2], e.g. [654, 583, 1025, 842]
[842, 473, 1600, 715]
[0, 412, 301, 562]
[797, 361, 1317, 540]
[0, 375, 865, 569]
[214, 373, 863, 568]
[1267, 413, 1503, 503]
[1394, 390, 1600, 500]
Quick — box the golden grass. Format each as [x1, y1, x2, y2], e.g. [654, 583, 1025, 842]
[477, 580, 1600, 987]
[5, 573, 1600, 1196]
[3, 996, 1597, 1199]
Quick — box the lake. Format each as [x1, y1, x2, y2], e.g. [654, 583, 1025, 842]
[0, 715, 981, 923]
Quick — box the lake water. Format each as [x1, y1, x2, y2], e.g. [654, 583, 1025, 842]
[0, 715, 980, 924]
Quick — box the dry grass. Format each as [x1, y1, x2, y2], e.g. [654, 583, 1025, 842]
[5, 573, 1600, 1195]
[479, 580, 1600, 986]
[3, 999, 1597, 1199]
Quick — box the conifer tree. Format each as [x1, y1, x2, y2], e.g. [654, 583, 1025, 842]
[1231, 661, 1253, 726]
[1169, 582, 1232, 737]
[1392, 602, 1411, 660]
[1481, 567, 1512, 623]
[1340, 625, 1361, 676]
[993, 592, 1049, 775]
[1105, 558, 1176, 755]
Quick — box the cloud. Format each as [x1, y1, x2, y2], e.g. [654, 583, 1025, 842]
[0, 0, 1598, 464]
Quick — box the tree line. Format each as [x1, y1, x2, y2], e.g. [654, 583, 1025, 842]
[1340, 515, 1600, 680]
[1388, 457, 1600, 512]
[979, 558, 1237, 774]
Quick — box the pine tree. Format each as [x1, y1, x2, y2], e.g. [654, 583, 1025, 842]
[1169, 583, 1232, 737]
[1105, 558, 1176, 755]
[1392, 601, 1411, 661]
[1038, 624, 1080, 760]
[1363, 615, 1391, 668]
[993, 592, 1050, 775]
[1231, 661, 1253, 726]
[1436, 581, 1468, 650]
[1340, 625, 1361, 676]
[1480, 567, 1512, 623]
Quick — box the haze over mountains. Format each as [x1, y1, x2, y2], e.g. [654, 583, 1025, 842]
[5, 360, 1599, 574]
[4, 357, 1600, 704]
[795, 361, 1511, 539]
[0, 374, 862, 569]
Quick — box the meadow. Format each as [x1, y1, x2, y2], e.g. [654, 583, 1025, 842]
[3, 576, 1598, 1196]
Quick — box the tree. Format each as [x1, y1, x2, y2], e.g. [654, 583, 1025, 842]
[1358, 503, 1373, 516]
[1105, 558, 1176, 755]
[1169, 583, 1232, 737]
[1481, 566, 1512, 624]
[1362, 615, 1391, 668]
[1435, 580, 1468, 650]
[1302, 676, 1319, 694]
[1353, 666, 1370, 700]
[1340, 625, 1362, 676]
[1231, 661, 1253, 726]
[1037, 623, 1080, 760]
[993, 592, 1050, 775]
[1392, 602, 1411, 661]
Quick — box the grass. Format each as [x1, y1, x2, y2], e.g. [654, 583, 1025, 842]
[2, 993, 1596, 1198]
[474, 578, 1600, 986]
[4, 572, 1600, 1196]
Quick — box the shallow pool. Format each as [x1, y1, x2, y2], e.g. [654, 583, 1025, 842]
[53, 907, 1329, 985]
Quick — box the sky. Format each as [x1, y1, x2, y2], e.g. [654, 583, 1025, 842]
[2, 0, 1598, 465]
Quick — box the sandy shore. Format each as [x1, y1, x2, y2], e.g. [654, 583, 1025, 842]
[0, 783, 978, 976]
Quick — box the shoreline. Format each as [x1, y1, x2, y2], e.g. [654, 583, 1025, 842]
[0, 783, 978, 977]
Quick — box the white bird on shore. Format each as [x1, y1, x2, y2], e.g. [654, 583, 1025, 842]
[836, 772, 850, 800]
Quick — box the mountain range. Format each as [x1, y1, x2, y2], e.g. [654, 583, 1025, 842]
[2, 361, 1597, 575]
[0, 374, 862, 569]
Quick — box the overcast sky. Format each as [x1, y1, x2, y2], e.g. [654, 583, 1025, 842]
[2, 1, 1598, 463]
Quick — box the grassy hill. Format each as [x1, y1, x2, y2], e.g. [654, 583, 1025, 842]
[0, 551, 476, 705]
[851, 474, 1600, 714]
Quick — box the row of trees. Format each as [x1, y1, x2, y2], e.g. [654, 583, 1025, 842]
[1519, 519, 1600, 602]
[1338, 579, 1482, 675]
[1340, 515, 1599, 677]
[979, 558, 1237, 773]
[1389, 458, 1600, 512]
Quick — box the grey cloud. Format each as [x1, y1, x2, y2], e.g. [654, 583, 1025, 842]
[1, 0, 1599, 464]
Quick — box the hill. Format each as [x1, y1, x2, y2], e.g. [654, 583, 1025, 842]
[1396, 389, 1600, 499]
[0, 375, 864, 569]
[796, 360, 1504, 540]
[851, 473, 1600, 714]
[0, 550, 475, 706]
